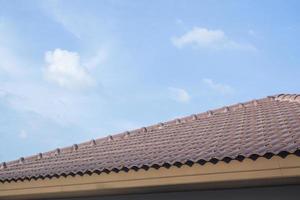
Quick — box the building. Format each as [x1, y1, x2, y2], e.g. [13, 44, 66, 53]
[0, 94, 300, 199]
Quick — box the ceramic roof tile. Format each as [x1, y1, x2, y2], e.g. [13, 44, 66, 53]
[0, 94, 300, 182]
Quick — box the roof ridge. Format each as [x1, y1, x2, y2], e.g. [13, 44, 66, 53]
[2, 93, 298, 168]
[274, 94, 300, 103]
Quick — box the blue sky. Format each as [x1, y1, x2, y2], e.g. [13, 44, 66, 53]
[0, 0, 299, 162]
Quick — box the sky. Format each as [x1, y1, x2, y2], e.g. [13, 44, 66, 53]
[0, 0, 299, 162]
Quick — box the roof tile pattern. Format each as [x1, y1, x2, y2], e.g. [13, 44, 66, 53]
[0, 94, 300, 182]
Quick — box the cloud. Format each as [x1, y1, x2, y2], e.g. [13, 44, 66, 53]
[83, 49, 109, 70]
[0, 48, 19, 74]
[41, 0, 112, 45]
[44, 49, 94, 89]
[168, 87, 190, 103]
[172, 27, 256, 51]
[18, 130, 28, 139]
[0, 21, 23, 76]
[41, 1, 82, 39]
[202, 78, 234, 95]
[248, 29, 256, 36]
[175, 19, 183, 25]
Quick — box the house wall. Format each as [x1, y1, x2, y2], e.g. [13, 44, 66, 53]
[52, 185, 300, 200]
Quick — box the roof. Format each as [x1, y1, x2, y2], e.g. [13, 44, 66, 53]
[0, 94, 300, 183]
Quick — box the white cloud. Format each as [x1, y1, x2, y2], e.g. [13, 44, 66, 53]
[172, 27, 256, 51]
[83, 49, 108, 70]
[18, 130, 28, 139]
[41, 1, 82, 39]
[168, 87, 191, 103]
[202, 78, 234, 95]
[44, 49, 94, 89]
[41, 1, 112, 45]
[0, 21, 23, 76]
[0, 81, 107, 126]
[0, 48, 19, 74]
[175, 19, 183, 25]
[248, 29, 256, 36]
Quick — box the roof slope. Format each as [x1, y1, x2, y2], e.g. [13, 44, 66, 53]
[1, 94, 300, 182]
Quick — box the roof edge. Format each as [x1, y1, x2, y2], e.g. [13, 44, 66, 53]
[1, 150, 299, 183]
[1, 154, 300, 199]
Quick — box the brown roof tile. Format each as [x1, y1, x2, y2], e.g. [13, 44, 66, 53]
[0, 94, 300, 182]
